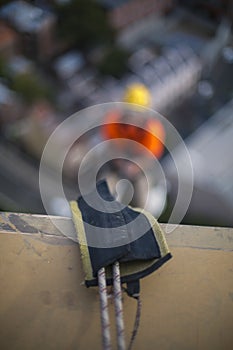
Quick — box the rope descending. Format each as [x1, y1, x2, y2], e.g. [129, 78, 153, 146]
[98, 267, 112, 350]
[127, 296, 142, 350]
[98, 263, 141, 350]
[113, 261, 126, 350]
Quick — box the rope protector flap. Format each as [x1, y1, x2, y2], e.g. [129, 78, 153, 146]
[70, 180, 171, 291]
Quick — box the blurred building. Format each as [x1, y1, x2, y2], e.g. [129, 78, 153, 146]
[0, 0, 57, 61]
[53, 50, 85, 81]
[0, 21, 19, 58]
[162, 98, 233, 227]
[9, 100, 57, 158]
[0, 82, 23, 123]
[7, 55, 34, 77]
[179, 0, 233, 21]
[128, 45, 202, 112]
[101, 0, 174, 30]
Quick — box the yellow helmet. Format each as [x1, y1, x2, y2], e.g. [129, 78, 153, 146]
[123, 83, 151, 107]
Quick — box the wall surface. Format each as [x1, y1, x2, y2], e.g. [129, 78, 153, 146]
[0, 212, 233, 350]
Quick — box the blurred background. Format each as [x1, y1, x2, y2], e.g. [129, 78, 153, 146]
[0, 0, 233, 227]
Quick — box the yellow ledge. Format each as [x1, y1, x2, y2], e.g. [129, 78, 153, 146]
[0, 212, 233, 350]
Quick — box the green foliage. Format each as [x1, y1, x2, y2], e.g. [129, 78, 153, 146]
[0, 56, 5, 76]
[98, 46, 129, 78]
[0, 0, 12, 6]
[56, 0, 115, 50]
[0, 54, 54, 104]
[0, 55, 9, 79]
[11, 73, 52, 104]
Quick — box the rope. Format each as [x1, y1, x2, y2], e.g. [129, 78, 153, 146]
[113, 262, 126, 350]
[98, 267, 112, 350]
[127, 296, 142, 350]
[98, 264, 141, 350]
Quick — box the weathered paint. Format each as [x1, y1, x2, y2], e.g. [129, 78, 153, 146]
[0, 212, 232, 350]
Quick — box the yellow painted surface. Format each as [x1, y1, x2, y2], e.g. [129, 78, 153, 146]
[0, 213, 233, 350]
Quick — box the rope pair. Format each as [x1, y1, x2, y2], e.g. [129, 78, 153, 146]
[98, 262, 141, 350]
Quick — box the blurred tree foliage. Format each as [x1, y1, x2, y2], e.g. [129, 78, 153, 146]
[0, 55, 9, 79]
[0, 56, 5, 75]
[11, 73, 53, 104]
[56, 0, 115, 50]
[0, 0, 11, 6]
[98, 46, 129, 78]
[0, 54, 53, 104]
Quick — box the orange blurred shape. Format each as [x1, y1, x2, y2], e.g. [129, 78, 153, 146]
[102, 111, 165, 159]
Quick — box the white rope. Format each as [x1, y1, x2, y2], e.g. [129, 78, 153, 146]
[113, 262, 126, 350]
[98, 263, 140, 350]
[98, 267, 112, 350]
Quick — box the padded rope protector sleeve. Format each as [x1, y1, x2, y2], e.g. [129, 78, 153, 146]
[70, 179, 172, 287]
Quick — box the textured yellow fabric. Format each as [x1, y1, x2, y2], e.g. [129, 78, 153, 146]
[70, 201, 92, 281]
[133, 207, 169, 257]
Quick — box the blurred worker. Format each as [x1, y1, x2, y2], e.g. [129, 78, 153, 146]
[102, 83, 165, 158]
[100, 83, 166, 211]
